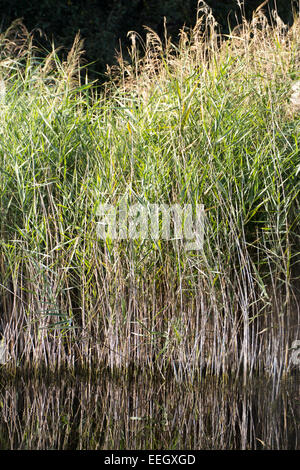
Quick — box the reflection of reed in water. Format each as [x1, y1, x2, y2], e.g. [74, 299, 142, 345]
[0, 375, 298, 450]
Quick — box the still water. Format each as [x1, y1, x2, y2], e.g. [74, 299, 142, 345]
[0, 372, 299, 449]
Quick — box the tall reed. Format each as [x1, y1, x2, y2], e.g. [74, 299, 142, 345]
[0, 4, 299, 378]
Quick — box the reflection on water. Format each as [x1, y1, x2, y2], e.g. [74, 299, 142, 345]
[0, 373, 299, 449]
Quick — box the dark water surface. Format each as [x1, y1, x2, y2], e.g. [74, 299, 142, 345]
[0, 372, 299, 450]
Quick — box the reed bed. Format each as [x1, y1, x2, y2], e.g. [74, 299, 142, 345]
[0, 4, 299, 378]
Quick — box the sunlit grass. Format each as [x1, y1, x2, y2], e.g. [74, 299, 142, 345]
[0, 7, 299, 378]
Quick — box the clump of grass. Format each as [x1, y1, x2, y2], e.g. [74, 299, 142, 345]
[0, 4, 299, 378]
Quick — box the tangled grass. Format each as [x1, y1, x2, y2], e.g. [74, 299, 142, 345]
[0, 4, 299, 379]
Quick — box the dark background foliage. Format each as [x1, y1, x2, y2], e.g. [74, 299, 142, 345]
[0, 0, 298, 80]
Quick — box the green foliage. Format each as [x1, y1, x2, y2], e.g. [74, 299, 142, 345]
[0, 9, 299, 375]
